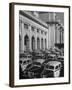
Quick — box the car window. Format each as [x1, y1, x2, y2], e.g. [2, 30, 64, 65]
[59, 64, 60, 67]
[27, 60, 31, 63]
[49, 66, 54, 69]
[26, 64, 32, 69]
[58, 58, 60, 60]
[46, 65, 54, 70]
[55, 66, 59, 69]
[33, 62, 41, 67]
[27, 56, 30, 58]
[23, 61, 26, 64]
[33, 62, 40, 65]
[59, 64, 61, 68]
[27, 60, 30, 63]
[45, 65, 49, 69]
[24, 56, 27, 58]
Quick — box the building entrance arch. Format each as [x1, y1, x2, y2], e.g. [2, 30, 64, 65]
[37, 37, 40, 50]
[32, 36, 35, 50]
[24, 35, 29, 51]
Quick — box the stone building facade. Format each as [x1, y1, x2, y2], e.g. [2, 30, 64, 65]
[19, 11, 48, 53]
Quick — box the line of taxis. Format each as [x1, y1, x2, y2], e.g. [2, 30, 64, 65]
[19, 48, 64, 79]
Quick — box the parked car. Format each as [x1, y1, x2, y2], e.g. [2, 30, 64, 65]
[35, 59, 45, 64]
[34, 50, 45, 59]
[23, 62, 44, 78]
[42, 59, 52, 66]
[20, 54, 32, 72]
[20, 52, 32, 58]
[41, 61, 62, 78]
[57, 55, 64, 77]
[48, 53, 57, 60]
[57, 55, 64, 66]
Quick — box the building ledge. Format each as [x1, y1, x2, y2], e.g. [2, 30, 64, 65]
[20, 10, 48, 29]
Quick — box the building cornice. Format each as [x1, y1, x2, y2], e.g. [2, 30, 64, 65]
[20, 11, 48, 29]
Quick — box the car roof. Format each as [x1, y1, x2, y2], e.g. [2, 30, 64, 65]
[58, 55, 64, 58]
[35, 59, 45, 64]
[47, 61, 61, 66]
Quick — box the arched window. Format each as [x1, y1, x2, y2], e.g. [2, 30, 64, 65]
[45, 39, 47, 49]
[24, 35, 29, 51]
[41, 38, 43, 50]
[32, 36, 35, 50]
[37, 37, 40, 50]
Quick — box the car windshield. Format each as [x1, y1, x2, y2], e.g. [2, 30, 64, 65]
[33, 62, 41, 67]
[43, 60, 49, 65]
[26, 64, 32, 69]
[46, 65, 54, 70]
[26, 62, 41, 70]
[23, 61, 26, 64]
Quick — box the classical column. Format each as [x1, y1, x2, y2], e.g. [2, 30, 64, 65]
[54, 25, 56, 46]
[48, 25, 51, 48]
[55, 26, 57, 44]
[19, 20, 22, 53]
[38, 30, 41, 50]
[35, 28, 37, 50]
[21, 22, 24, 52]
[39, 37, 41, 50]
[43, 38, 45, 50]
[48, 25, 50, 49]
[46, 30, 48, 49]
[29, 25, 32, 51]
[51, 25, 54, 48]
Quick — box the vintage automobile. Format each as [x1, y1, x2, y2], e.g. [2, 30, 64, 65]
[57, 55, 64, 77]
[57, 56, 64, 66]
[19, 55, 32, 79]
[41, 61, 62, 78]
[42, 59, 52, 66]
[23, 62, 44, 78]
[35, 50, 45, 59]
[31, 50, 43, 60]
[48, 53, 57, 60]
[19, 53, 32, 72]
[34, 58, 45, 65]
[20, 52, 32, 58]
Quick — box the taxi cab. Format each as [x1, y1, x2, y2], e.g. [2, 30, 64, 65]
[20, 54, 32, 72]
[41, 61, 62, 78]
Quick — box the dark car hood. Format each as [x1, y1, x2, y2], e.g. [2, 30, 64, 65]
[27, 66, 42, 73]
[42, 70, 53, 74]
